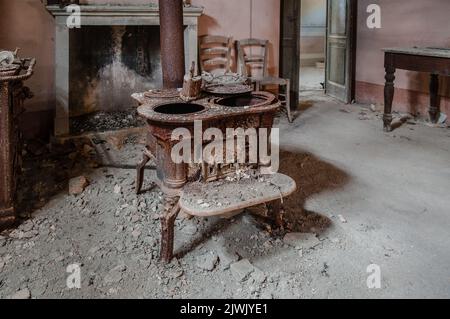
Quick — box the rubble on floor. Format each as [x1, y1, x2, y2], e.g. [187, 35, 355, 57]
[1, 96, 448, 298]
[70, 110, 145, 136]
[0, 132, 340, 298]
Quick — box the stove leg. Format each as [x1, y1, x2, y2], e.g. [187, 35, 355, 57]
[267, 199, 284, 229]
[160, 196, 181, 263]
[136, 152, 151, 194]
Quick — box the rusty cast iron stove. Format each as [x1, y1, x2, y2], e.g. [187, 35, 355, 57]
[0, 50, 35, 229]
[132, 89, 294, 262]
[130, 0, 296, 262]
[133, 91, 280, 193]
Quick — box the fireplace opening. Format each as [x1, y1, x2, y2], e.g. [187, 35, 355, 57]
[69, 25, 162, 135]
[153, 103, 206, 115]
[70, 110, 145, 135]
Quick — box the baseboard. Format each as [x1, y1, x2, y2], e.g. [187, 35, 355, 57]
[356, 81, 450, 118]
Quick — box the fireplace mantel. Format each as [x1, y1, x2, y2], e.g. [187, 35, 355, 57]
[46, 5, 203, 21]
[47, 4, 204, 136]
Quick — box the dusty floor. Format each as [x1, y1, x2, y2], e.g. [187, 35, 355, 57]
[300, 67, 325, 91]
[1, 92, 449, 299]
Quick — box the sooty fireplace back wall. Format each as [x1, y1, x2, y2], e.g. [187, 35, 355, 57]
[70, 26, 162, 117]
[47, 4, 203, 136]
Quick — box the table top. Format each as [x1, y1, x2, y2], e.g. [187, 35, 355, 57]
[383, 47, 450, 59]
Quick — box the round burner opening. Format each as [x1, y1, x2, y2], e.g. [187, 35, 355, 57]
[216, 94, 268, 108]
[154, 103, 206, 115]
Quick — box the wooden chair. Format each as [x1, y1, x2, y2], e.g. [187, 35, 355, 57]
[199, 35, 233, 76]
[237, 38, 293, 123]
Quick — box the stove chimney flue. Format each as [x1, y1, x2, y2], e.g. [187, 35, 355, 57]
[159, 0, 186, 89]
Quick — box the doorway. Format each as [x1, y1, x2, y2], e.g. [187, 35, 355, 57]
[299, 0, 327, 92]
[280, 0, 357, 105]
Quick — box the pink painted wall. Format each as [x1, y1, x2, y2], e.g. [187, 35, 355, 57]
[3, 0, 450, 132]
[0, 0, 279, 115]
[0, 0, 55, 113]
[82, 0, 281, 75]
[356, 0, 450, 117]
[193, 0, 280, 75]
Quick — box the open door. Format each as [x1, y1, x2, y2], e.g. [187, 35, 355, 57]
[279, 0, 301, 109]
[325, 0, 357, 103]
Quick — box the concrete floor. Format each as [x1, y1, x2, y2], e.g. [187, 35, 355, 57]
[0, 92, 449, 299]
[300, 67, 325, 91]
[279, 92, 450, 298]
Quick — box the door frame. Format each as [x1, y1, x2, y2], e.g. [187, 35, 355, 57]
[280, 0, 358, 103]
[348, 0, 358, 102]
[279, 0, 301, 110]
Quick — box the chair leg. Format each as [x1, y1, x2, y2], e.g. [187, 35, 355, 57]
[136, 151, 151, 194]
[255, 80, 261, 92]
[160, 197, 181, 263]
[285, 80, 293, 123]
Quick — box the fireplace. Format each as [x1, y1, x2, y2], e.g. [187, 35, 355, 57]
[47, 4, 203, 136]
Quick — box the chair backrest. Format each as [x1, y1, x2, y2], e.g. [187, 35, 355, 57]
[199, 35, 233, 75]
[236, 38, 269, 78]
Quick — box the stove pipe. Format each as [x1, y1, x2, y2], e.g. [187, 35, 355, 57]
[159, 0, 186, 89]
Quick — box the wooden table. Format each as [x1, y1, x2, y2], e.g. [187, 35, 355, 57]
[383, 47, 450, 131]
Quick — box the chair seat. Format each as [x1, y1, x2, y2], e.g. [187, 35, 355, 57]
[179, 173, 297, 217]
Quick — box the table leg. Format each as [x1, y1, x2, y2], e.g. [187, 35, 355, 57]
[256, 81, 261, 92]
[383, 65, 396, 132]
[429, 74, 440, 124]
